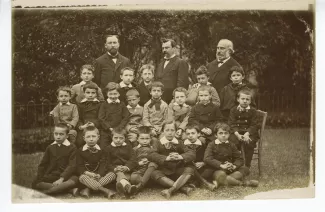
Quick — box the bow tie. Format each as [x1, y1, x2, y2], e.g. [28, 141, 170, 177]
[148, 99, 162, 111]
[87, 146, 99, 153]
[218, 60, 224, 64]
[109, 54, 118, 59]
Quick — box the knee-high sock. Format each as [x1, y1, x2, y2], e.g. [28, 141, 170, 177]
[45, 179, 77, 194]
[170, 174, 191, 192]
[157, 177, 174, 188]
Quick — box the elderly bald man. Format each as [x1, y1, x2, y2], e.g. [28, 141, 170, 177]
[207, 39, 242, 94]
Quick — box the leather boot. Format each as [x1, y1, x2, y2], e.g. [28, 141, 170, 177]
[80, 188, 90, 198]
[44, 179, 77, 195]
[243, 180, 259, 187]
[99, 187, 116, 199]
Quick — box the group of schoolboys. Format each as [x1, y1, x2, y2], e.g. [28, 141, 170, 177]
[32, 62, 259, 199]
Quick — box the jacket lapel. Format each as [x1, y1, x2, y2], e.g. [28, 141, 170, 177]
[159, 57, 177, 78]
[115, 54, 123, 71]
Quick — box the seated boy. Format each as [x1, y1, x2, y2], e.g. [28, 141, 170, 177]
[76, 126, 116, 199]
[76, 83, 102, 148]
[105, 128, 137, 199]
[188, 85, 223, 144]
[187, 65, 220, 106]
[32, 123, 78, 195]
[125, 89, 144, 146]
[71, 64, 104, 103]
[98, 82, 130, 148]
[143, 81, 168, 138]
[219, 66, 253, 119]
[184, 125, 216, 191]
[228, 88, 259, 168]
[137, 64, 155, 106]
[51, 86, 79, 143]
[167, 87, 191, 140]
[118, 67, 137, 105]
[203, 123, 258, 188]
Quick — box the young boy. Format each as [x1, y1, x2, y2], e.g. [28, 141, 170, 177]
[167, 87, 191, 139]
[203, 123, 258, 188]
[118, 67, 137, 105]
[77, 126, 116, 199]
[32, 123, 78, 195]
[71, 65, 104, 103]
[76, 83, 102, 148]
[105, 128, 137, 198]
[98, 82, 130, 148]
[188, 85, 223, 144]
[130, 126, 158, 193]
[125, 89, 144, 146]
[147, 121, 195, 199]
[51, 86, 79, 143]
[143, 81, 168, 137]
[137, 64, 155, 106]
[228, 88, 259, 168]
[184, 125, 216, 191]
[219, 66, 251, 119]
[187, 66, 220, 106]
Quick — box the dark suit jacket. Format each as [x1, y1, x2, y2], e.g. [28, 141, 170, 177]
[207, 57, 241, 94]
[94, 53, 132, 89]
[77, 101, 102, 129]
[137, 81, 151, 106]
[155, 56, 189, 103]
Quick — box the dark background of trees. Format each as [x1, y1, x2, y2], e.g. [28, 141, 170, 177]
[12, 9, 313, 120]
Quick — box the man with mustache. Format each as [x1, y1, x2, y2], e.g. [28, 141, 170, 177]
[155, 39, 189, 104]
[207, 39, 242, 95]
[94, 35, 132, 89]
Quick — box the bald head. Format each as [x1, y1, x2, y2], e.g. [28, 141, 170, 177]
[216, 39, 234, 61]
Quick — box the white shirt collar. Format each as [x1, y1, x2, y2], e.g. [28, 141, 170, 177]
[119, 81, 133, 88]
[173, 102, 189, 107]
[127, 104, 141, 109]
[59, 102, 71, 106]
[237, 105, 251, 111]
[218, 57, 231, 64]
[80, 81, 87, 85]
[51, 139, 71, 146]
[184, 139, 202, 146]
[164, 54, 176, 60]
[82, 144, 101, 151]
[144, 81, 151, 86]
[111, 142, 127, 147]
[160, 136, 179, 145]
[215, 139, 229, 145]
[81, 98, 100, 103]
[135, 144, 152, 149]
[107, 98, 120, 104]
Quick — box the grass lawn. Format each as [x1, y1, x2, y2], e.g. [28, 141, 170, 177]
[12, 128, 312, 201]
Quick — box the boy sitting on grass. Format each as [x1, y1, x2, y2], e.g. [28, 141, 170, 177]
[76, 126, 116, 199]
[32, 123, 78, 195]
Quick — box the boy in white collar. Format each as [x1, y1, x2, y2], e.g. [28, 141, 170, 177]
[76, 126, 116, 199]
[118, 67, 137, 105]
[76, 83, 102, 148]
[51, 86, 79, 144]
[32, 123, 78, 195]
[204, 123, 258, 188]
[71, 64, 104, 103]
[228, 88, 259, 168]
[98, 82, 130, 148]
[125, 89, 144, 146]
[167, 87, 191, 140]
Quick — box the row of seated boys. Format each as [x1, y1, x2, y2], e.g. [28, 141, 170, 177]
[32, 121, 259, 200]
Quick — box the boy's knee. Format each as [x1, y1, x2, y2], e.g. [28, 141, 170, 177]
[213, 170, 227, 183]
[148, 162, 158, 169]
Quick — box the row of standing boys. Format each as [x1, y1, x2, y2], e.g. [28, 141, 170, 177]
[32, 63, 259, 199]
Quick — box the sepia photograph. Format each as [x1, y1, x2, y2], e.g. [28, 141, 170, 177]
[9, 0, 315, 205]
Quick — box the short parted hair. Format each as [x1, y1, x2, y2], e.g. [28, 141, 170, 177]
[229, 66, 245, 78]
[214, 122, 231, 134]
[148, 81, 164, 92]
[237, 88, 253, 99]
[82, 82, 99, 93]
[195, 65, 209, 77]
[126, 89, 140, 98]
[198, 85, 212, 94]
[162, 38, 177, 48]
[137, 126, 152, 136]
[139, 64, 155, 75]
[83, 126, 100, 135]
[111, 127, 127, 136]
[106, 35, 119, 43]
[173, 87, 188, 97]
[80, 64, 95, 74]
[56, 86, 72, 97]
[162, 120, 177, 131]
[54, 123, 69, 134]
[185, 124, 200, 133]
[104, 82, 119, 94]
[120, 67, 135, 76]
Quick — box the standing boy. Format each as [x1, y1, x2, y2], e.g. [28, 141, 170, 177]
[137, 64, 155, 106]
[118, 67, 137, 105]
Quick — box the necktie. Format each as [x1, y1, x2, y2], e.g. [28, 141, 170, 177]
[148, 99, 161, 111]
